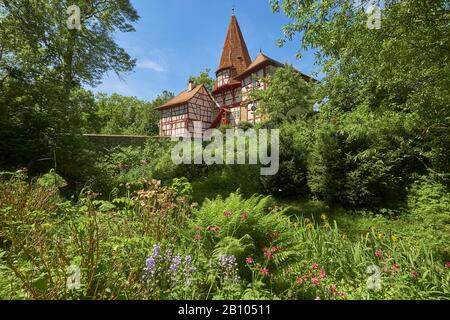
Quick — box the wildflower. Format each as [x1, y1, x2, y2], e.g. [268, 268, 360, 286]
[311, 278, 321, 285]
[265, 252, 274, 261]
[224, 210, 233, 218]
[391, 235, 398, 242]
[331, 284, 337, 293]
[152, 244, 160, 257]
[338, 291, 345, 297]
[446, 262, 450, 268]
[377, 233, 385, 240]
[374, 249, 383, 258]
[213, 226, 220, 233]
[206, 226, 211, 232]
[260, 268, 269, 276]
[169, 255, 182, 273]
[321, 214, 327, 221]
[271, 246, 280, 253]
[302, 275, 309, 281]
[296, 277, 303, 284]
[312, 262, 319, 270]
[219, 255, 237, 270]
[184, 256, 196, 275]
[411, 271, 418, 278]
[391, 263, 400, 272]
[194, 234, 201, 241]
[319, 269, 326, 279]
[245, 257, 254, 264]
[240, 212, 249, 221]
[195, 226, 200, 231]
[145, 257, 155, 272]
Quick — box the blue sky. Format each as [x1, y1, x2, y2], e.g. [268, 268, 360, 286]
[90, 0, 320, 101]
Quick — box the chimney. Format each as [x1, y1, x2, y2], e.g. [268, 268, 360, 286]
[188, 80, 194, 91]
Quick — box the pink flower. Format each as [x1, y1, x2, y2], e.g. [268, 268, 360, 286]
[312, 262, 319, 270]
[331, 284, 337, 293]
[224, 211, 233, 218]
[446, 262, 450, 268]
[296, 277, 303, 284]
[245, 257, 254, 264]
[213, 226, 220, 233]
[391, 263, 400, 272]
[194, 234, 201, 241]
[302, 275, 309, 281]
[265, 252, 274, 261]
[411, 271, 418, 278]
[338, 291, 345, 297]
[195, 226, 200, 231]
[271, 246, 280, 253]
[319, 269, 326, 279]
[240, 212, 249, 221]
[374, 250, 383, 258]
[311, 278, 321, 286]
[260, 268, 269, 276]
[206, 226, 211, 231]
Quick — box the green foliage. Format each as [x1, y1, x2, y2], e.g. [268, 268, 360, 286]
[251, 65, 314, 124]
[0, 174, 448, 300]
[36, 170, 68, 189]
[271, 0, 450, 178]
[189, 69, 215, 92]
[94, 91, 174, 136]
[307, 106, 419, 209]
[260, 120, 310, 197]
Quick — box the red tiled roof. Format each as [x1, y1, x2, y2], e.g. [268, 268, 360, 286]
[234, 53, 284, 80]
[156, 84, 204, 110]
[216, 15, 252, 75]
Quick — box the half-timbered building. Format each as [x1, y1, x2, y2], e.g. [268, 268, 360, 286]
[156, 14, 314, 136]
[156, 82, 217, 137]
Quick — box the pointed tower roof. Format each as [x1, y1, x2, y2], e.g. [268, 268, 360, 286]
[216, 15, 252, 75]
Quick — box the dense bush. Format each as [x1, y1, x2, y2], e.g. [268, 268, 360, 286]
[260, 120, 310, 197]
[306, 106, 422, 209]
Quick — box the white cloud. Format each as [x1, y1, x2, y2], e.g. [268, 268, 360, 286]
[137, 59, 167, 73]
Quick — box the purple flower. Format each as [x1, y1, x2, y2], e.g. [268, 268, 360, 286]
[152, 244, 160, 257]
[219, 255, 237, 270]
[170, 255, 182, 273]
[145, 257, 155, 273]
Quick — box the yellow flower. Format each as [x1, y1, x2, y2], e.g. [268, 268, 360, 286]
[306, 223, 314, 230]
[377, 233, 385, 240]
[321, 214, 328, 221]
[391, 235, 398, 242]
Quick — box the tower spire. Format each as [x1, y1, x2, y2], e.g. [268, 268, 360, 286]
[216, 15, 252, 75]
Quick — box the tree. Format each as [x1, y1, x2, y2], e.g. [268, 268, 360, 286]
[271, 0, 450, 179]
[189, 68, 215, 92]
[0, 0, 139, 171]
[251, 64, 314, 124]
[95, 91, 174, 136]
